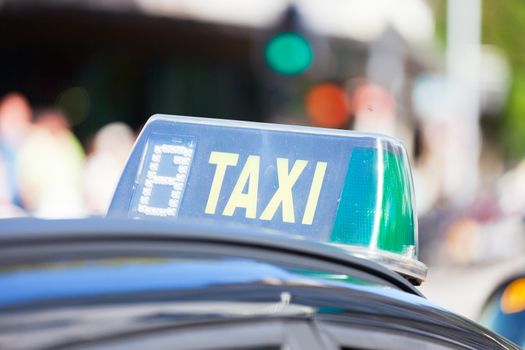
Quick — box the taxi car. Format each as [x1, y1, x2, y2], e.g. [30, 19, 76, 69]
[0, 115, 518, 349]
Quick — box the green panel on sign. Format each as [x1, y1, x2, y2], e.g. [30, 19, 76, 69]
[330, 148, 415, 255]
[379, 150, 416, 253]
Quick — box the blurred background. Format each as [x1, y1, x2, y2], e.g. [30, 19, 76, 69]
[0, 0, 524, 324]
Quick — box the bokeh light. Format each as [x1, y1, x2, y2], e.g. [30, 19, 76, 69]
[265, 32, 313, 76]
[500, 278, 525, 314]
[306, 83, 350, 128]
[351, 82, 396, 135]
[353, 83, 395, 119]
[56, 87, 90, 127]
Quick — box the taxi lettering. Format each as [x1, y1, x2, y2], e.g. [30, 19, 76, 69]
[205, 151, 327, 225]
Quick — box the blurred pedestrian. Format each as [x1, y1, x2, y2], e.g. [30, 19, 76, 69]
[0, 92, 32, 208]
[17, 109, 85, 217]
[84, 122, 135, 214]
[0, 154, 25, 218]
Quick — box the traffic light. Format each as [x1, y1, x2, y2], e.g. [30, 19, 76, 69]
[263, 5, 314, 77]
[265, 31, 313, 76]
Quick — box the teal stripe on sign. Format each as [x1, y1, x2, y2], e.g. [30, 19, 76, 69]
[330, 148, 416, 254]
[331, 148, 377, 247]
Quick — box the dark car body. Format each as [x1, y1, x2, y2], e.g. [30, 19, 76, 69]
[0, 219, 517, 350]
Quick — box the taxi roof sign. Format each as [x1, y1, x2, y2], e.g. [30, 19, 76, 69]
[108, 115, 427, 283]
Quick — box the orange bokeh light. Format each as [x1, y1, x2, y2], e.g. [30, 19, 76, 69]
[501, 278, 525, 314]
[306, 83, 350, 128]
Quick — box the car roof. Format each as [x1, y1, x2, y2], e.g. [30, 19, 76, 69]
[0, 218, 421, 295]
[0, 218, 518, 349]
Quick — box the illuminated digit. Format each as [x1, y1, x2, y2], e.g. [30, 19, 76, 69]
[137, 143, 194, 217]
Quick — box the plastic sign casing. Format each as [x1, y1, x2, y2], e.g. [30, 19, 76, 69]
[108, 115, 427, 282]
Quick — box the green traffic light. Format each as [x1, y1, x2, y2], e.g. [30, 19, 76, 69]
[265, 32, 313, 76]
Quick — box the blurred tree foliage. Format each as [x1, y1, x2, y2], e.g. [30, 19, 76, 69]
[483, 0, 525, 161]
[433, 0, 525, 161]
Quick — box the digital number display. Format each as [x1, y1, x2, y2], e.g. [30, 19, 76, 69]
[130, 134, 195, 218]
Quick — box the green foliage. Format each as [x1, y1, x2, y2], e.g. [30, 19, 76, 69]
[483, 0, 525, 160]
[502, 71, 525, 159]
[434, 0, 525, 160]
[483, 0, 525, 68]
[432, 0, 447, 46]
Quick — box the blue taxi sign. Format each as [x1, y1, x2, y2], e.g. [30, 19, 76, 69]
[108, 115, 427, 283]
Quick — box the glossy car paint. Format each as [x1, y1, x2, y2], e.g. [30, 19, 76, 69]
[0, 219, 518, 349]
